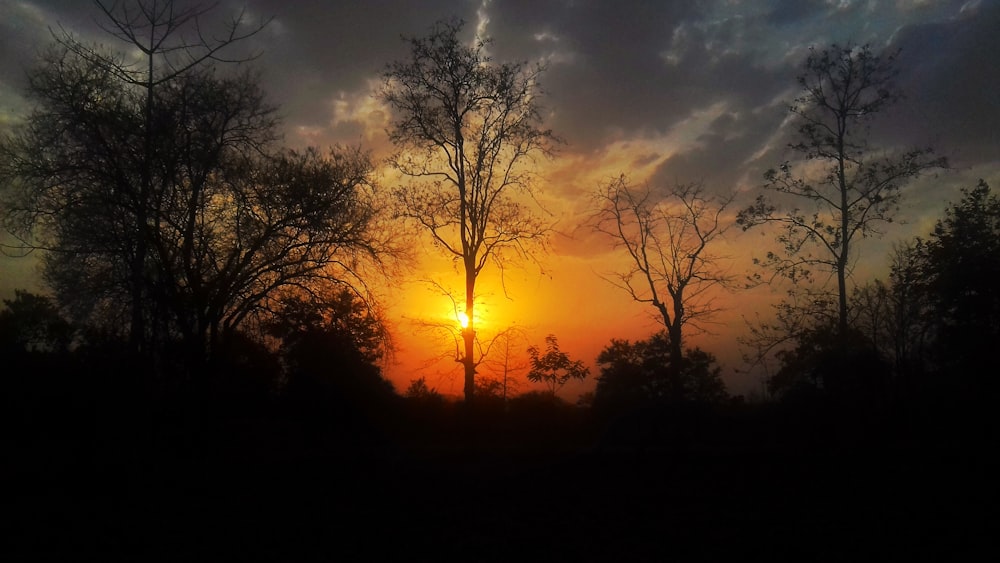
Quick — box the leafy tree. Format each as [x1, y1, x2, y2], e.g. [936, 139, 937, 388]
[10, 0, 269, 355]
[1, 2, 391, 373]
[405, 377, 443, 402]
[593, 177, 734, 383]
[593, 332, 726, 414]
[380, 18, 557, 404]
[0, 290, 75, 353]
[766, 323, 888, 405]
[526, 334, 589, 397]
[738, 43, 946, 345]
[266, 287, 396, 424]
[919, 180, 1000, 397]
[266, 287, 391, 372]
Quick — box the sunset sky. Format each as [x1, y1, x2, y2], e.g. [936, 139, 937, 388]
[1, 0, 998, 399]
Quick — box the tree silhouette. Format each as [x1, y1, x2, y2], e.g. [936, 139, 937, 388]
[1, 2, 393, 373]
[405, 377, 443, 402]
[62, 0, 268, 355]
[738, 43, 946, 346]
[743, 179, 1000, 407]
[593, 177, 734, 384]
[379, 18, 556, 404]
[0, 290, 75, 354]
[849, 243, 933, 389]
[526, 334, 589, 397]
[593, 332, 726, 414]
[480, 327, 528, 406]
[919, 180, 1000, 398]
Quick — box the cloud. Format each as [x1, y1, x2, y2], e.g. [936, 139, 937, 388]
[886, 1, 1000, 165]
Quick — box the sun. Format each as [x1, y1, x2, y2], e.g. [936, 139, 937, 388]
[458, 311, 470, 329]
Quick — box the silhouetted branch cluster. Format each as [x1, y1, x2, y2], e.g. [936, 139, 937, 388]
[0, 1, 396, 375]
[737, 43, 947, 341]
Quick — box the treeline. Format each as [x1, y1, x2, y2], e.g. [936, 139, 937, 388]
[7, 170, 999, 451]
[738, 180, 1000, 445]
[1, 3, 997, 456]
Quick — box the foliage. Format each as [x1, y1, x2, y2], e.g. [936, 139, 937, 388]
[0, 2, 391, 374]
[266, 287, 397, 425]
[405, 377, 442, 402]
[1, 0, 269, 356]
[380, 17, 556, 403]
[737, 43, 946, 338]
[474, 375, 508, 402]
[526, 334, 589, 396]
[593, 332, 727, 415]
[266, 287, 390, 370]
[0, 290, 75, 353]
[749, 182, 1000, 406]
[767, 324, 889, 405]
[918, 180, 1000, 396]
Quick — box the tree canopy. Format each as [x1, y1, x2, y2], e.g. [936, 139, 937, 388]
[0, 1, 392, 375]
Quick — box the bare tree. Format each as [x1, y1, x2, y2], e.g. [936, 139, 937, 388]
[481, 326, 528, 405]
[379, 18, 556, 404]
[592, 176, 735, 383]
[737, 43, 946, 343]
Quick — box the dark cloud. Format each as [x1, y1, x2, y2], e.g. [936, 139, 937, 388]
[2, 0, 996, 188]
[242, 0, 473, 129]
[767, 0, 826, 26]
[483, 1, 707, 150]
[0, 1, 100, 95]
[887, 1, 1000, 166]
[648, 103, 788, 192]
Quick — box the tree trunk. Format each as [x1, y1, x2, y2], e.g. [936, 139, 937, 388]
[838, 142, 850, 348]
[668, 320, 684, 399]
[655, 298, 685, 399]
[463, 270, 476, 404]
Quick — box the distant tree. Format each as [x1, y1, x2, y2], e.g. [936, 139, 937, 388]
[405, 377, 443, 402]
[0, 290, 75, 353]
[480, 326, 528, 405]
[469, 375, 510, 414]
[849, 242, 934, 390]
[883, 240, 933, 382]
[526, 334, 589, 397]
[765, 322, 888, 405]
[380, 18, 557, 404]
[851, 279, 893, 363]
[593, 177, 735, 386]
[682, 348, 729, 405]
[737, 43, 946, 345]
[593, 332, 727, 414]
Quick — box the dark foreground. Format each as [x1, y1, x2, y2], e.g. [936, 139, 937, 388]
[4, 392, 996, 562]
